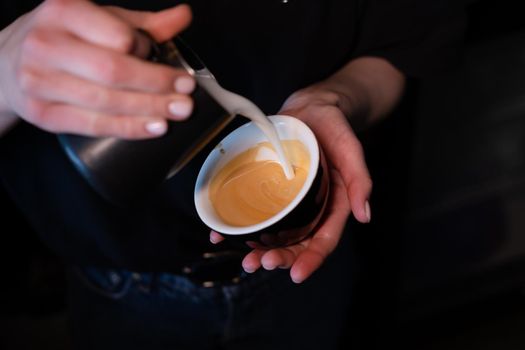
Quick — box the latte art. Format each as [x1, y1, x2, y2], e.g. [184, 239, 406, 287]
[209, 140, 310, 226]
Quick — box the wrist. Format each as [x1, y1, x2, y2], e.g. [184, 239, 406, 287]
[315, 78, 371, 121]
[314, 57, 406, 129]
[288, 81, 370, 131]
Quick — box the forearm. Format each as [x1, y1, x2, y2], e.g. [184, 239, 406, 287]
[327, 56, 405, 124]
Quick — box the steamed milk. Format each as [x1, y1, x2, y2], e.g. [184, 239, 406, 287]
[210, 140, 310, 227]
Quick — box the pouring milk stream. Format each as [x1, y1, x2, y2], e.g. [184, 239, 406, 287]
[194, 68, 295, 179]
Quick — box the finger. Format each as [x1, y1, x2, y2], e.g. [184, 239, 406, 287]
[348, 177, 372, 223]
[241, 250, 266, 273]
[261, 246, 301, 270]
[290, 215, 346, 283]
[27, 101, 168, 139]
[106, 4, 192, 42]
[329, 131, 371, 223]
[209, 231, 225, 244]
[23, 68, 192, 120]
[39, 0, 137, 53]
[290, 172, 350, 283]
[25, 29, 193, 94]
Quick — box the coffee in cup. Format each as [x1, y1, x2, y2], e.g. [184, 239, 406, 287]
[209, 140, 310, 227]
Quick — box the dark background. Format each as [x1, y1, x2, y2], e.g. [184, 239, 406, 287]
[2, 0, 525, 349]
[346, 0, 525, 348]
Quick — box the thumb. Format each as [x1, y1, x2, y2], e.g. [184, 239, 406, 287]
[107, 4, 193, 42]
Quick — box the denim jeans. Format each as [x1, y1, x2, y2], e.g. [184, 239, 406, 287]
[67, 236, 353, 350]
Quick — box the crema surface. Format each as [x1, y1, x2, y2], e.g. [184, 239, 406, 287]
[210, 140, 310, 226]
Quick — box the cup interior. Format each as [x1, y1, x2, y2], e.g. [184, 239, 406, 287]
[194, 115, 320, 235]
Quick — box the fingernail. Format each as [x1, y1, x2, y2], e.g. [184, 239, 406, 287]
[291, 274, 304, 284]
[365, 200, 371, 223]
[169, 100, 192, 119]
[243, 265, 255, 273]
[263, 264, 276, 271]
[145, 120, 167, 135]
[174, 76, 196, 94]
[209, 235, 219, 244]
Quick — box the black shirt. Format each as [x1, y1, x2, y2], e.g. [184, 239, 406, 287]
[0, 0, 466, 271]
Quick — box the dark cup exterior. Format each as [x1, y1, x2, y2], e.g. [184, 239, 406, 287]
[217, 147, 329, 249]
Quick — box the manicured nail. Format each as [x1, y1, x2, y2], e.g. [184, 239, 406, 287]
[263, 263, 276, 271]
[145, 120, 167, 135]
[291, 273, 304, 284]
[365, 200, 371, 223]
[169, 100, 192, 119]
[174, 76, 196, 94]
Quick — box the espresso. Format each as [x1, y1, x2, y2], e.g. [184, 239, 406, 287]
[209, 140, 310, 226]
